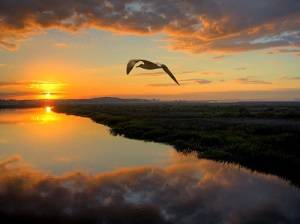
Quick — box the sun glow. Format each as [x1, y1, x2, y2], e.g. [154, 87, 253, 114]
[27, 79, 65, 99]
[30, 107, 58, 123]
[45, 106, 52, 113]
[45, 92, 52, 99]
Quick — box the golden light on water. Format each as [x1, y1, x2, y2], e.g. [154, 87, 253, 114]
[30, 107, 58, 123]
[45, 106, 52, 113]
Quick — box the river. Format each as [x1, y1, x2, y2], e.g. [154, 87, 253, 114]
[0, 107, 299, 223]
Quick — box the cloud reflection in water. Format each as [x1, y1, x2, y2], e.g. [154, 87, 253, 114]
[0, 155, 299, 224]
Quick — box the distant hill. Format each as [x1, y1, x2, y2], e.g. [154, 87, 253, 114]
[57, 97, 158, 105]
[1, 97, 300, 109]
[88, 97, 155, 103]
[0, 97, 159, 108]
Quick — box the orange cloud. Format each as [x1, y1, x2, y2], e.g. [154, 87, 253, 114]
[236, 77, 272, 85]
[0, 155, 299, 223]
[0, 1, 300, 53]
[53, 43, 69, 49]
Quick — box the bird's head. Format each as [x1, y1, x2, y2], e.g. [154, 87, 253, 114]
[135, 61, 144, 68]
[136, 64, 143, 68]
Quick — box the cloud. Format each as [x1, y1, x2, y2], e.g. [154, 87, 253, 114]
[281, 76, 300, 80]
[53, 43, 69, 49]
[148, 78, 212, 87]
[0, 90, 41, 98]
[148, 83, 182, 87]
[200, 71, 223, 76]
[0, 81, 25, 87]
[236, 77, 272, 85]
[0, 90, 64, 99]
[134, 71, 165, 76]
[0, 64, 7, 67]
[0, 81, 66, 98]
[212, 55, 226, 60]
[0, 81, 65, 88]
[235, 67, 247, 70]
[195, 79, 212, 84]
[277, 48, 300, 53]
[0, 155, 22, 167]
[0, 155, 299, 224]
[0, 1, 300, 53]
[181, 78, 212, 85]
[267, 48, 300, 56]
[181, 71, 196, 74]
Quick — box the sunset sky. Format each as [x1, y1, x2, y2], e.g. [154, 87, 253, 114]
[0, 0, 300, 101]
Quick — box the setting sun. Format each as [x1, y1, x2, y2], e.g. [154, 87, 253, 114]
[45, 92, 52, 99]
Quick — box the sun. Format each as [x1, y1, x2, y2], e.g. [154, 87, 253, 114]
[28, 81, 65, 100]
[43, 92, 56, 100]
[45, 92, 52, 99]
[45, 106, 52, 113]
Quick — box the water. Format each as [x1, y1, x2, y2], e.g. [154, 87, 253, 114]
[0, 107, 173, 174]
[0, 107, 300, 223]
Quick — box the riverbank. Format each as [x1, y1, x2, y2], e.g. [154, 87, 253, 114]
[53, 102, 300, 186]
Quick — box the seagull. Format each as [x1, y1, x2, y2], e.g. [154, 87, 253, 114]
[126, 59, 180, 85]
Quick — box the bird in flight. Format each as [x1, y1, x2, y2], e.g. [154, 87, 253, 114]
[126, 59, 180, 85]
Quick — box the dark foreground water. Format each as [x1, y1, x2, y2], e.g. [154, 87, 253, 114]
[0, 108, 299, 223]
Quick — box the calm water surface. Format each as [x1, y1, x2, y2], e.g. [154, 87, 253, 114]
[0, 107, 299, 223]
[0, 107, 174, 174]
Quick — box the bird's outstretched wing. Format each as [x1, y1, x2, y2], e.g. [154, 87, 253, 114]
[162, 65, 180, 85]
[127, 59, 157, 74]
[127, 60, 139, 74]
[126, 59, 143, 74]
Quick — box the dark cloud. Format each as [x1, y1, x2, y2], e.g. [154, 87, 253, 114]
[267, 48, 300, 55]
[0, 0, 300, 52]
[0, 81, 25, 87]
[181, 78, 212, 85]
[195, 79, 211, 84]
[281, 76, 300, 80]
[148, 83, 182, 87]
[0, 81, 64, 87]
[237, 77, 272, 85]
[277, 48, 300, 53]
[134, 71, 165, 76]
[200, 71, 223, 76]
[235, 67, 247, 70]
[212, 55, 225, 60]
[0, 155, 299, 224]
[181, 71, 196, 74]
[148, 78, 212, 87]
[0, 90, 64, 99]
[0, 91, 40, 98]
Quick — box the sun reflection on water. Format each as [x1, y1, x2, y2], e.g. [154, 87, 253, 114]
[30, 107, 58, 123]
[45, 106, 52, 113]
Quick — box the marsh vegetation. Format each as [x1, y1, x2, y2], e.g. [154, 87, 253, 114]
[54, 101, 300, 185]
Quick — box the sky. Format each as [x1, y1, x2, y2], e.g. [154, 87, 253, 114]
[0, 0, 300, 101]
